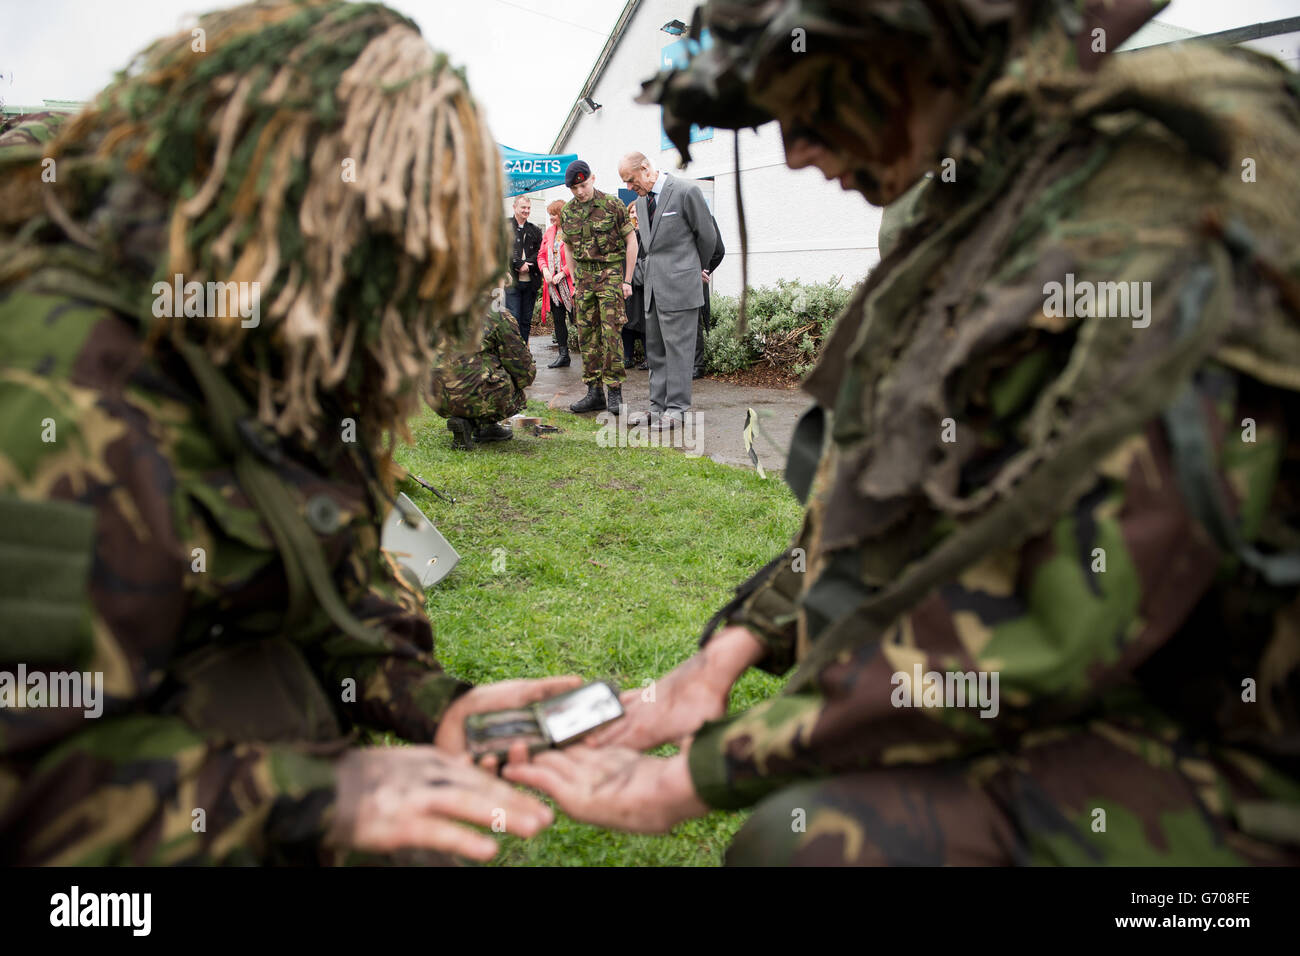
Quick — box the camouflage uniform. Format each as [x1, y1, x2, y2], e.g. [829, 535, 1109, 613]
[0, 1, 506, 864]
[431, 305, 537, 428]
[0, 111, 69, 149]
[559, 190, 634, 389]
[646, 0, 1300, 864]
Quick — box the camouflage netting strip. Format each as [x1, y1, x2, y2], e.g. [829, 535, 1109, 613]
[26, 1, 507, 451]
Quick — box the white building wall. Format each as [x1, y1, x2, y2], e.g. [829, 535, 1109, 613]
[531, 0, 882, 299]
[522, 3, 1297, 297]
[1243, 30, 1300, 71]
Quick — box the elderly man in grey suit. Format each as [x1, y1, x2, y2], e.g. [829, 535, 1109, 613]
[618, 152, 717, 429]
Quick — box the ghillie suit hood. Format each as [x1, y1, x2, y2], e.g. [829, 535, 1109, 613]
[0, 0, 507, 464]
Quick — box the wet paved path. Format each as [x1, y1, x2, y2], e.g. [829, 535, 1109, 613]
[528, 337, 808, 474]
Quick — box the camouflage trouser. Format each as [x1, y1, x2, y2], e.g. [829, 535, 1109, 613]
[436, 375, 526, 427]
[573, 269, 626, 388]
[726, 723, 1300, 866]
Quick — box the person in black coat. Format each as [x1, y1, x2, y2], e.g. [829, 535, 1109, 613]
[694, 215, 725, 379]
[505, 196, 543, 342]
[623, 202, 649, 369]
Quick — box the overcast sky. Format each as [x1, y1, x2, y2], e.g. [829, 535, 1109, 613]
[2, 0, 1298, 151]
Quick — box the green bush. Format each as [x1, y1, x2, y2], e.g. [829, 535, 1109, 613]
[704, 277, 853, 378]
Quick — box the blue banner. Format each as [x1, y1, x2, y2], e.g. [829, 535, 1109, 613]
[500, 145, 578, 197]
[660, 30, 714, 151]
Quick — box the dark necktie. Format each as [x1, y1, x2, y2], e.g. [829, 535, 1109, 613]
[646, 192, 657, 226]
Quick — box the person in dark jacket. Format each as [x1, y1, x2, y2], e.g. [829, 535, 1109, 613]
[623, 202, 648, 369]
[505, 196, 543, 342]
[694, 215, 725, 379]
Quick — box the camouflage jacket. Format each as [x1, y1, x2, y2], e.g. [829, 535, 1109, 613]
[558, 189, 634, 279]
[689, 40, 1300, 827]
[0, 283, 470, 864]
[430, 306, 537, 421]
[0, 111, 70, 149]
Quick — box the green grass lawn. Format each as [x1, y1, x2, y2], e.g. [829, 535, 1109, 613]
[391, 399, 801, 865]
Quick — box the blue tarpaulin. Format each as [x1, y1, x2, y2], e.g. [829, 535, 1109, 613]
[500, 145, 578, 197]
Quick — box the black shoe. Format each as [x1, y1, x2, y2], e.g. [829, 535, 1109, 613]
[473, 422, 513, 443]
[548, 348, 570, 368]
[446, 416, 474, 449]
[636, 361, 649, 371]
[569, 384, 606, 414]
[692, 368, 705, 379]
[605, 386, 624, 415]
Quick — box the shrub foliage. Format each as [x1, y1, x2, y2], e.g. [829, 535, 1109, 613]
[704, 277, 853, 379]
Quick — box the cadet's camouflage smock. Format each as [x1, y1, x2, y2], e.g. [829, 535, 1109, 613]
[559, 189, 634, 279]
[559, 190, 634, 389]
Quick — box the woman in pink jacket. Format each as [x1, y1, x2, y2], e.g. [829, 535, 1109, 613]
[538, 199, 576, 368]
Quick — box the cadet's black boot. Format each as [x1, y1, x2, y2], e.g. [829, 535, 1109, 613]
[473, 421, 513, 443]
[605, 385, 624, 415]
[569, 383, 605, 414]
[548, 346, 570, 368]
[446, 416, 474, 449]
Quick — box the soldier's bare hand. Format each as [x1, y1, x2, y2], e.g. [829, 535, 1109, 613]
[585, 627, 764, 751]
[434, 675, 584, 753]
[504, 748, 707, 833]
[328, 746, 553, 860]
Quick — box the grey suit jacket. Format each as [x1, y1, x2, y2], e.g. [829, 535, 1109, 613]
[636, 174, 717, 313]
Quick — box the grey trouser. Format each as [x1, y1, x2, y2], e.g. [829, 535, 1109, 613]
[646, 296, 697, 415]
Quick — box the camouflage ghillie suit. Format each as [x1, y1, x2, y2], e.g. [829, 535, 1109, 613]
[649, 0, 1300, 864]
[559, 190, 633, 389]
[430, 305, 537, 427]
[0, 1, 506, 864]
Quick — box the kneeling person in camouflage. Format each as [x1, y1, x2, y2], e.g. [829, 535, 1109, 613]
[558, 160, 638, 415]
[0, 0, 577, 865]
[432, 305, 537, 448]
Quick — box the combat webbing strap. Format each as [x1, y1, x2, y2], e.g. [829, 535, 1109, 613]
[173, 340, 388, 656]
[1162, 218, 1300, 588]
[697, 549, 797, 648]
[783, 405, 825, 506]
[1162, 256, 1300, 589]
[1165, 384, 1300, 587]
[783, 253, 1236, 694]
